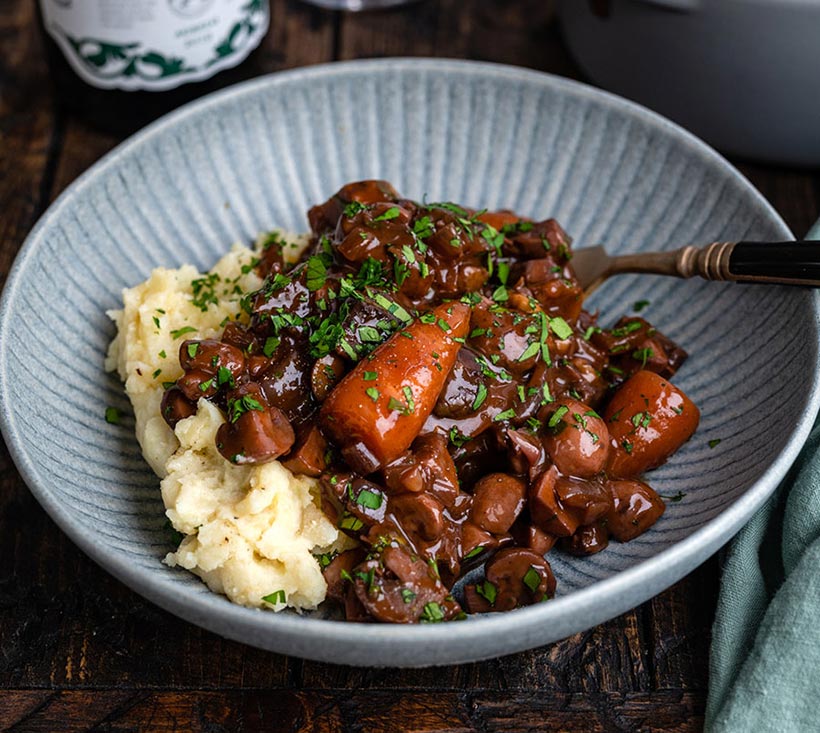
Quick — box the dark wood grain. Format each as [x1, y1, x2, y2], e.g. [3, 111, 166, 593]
[337, 0, 579, 79]
[1, 0, 819, 731]
[0, 690, 703, 732]
[0, 0, 59, 292]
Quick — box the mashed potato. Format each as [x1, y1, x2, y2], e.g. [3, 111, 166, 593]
[106, 235, 353, 612]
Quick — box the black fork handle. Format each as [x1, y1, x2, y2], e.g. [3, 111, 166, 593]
[727, 241, 820, 286]
[673, 240, 820, 287]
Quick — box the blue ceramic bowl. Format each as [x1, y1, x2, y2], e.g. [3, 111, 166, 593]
[2, 59, 818, 666]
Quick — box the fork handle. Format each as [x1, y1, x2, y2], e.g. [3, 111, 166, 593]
[675, 241, 820, 286]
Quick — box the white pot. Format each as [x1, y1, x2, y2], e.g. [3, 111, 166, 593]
[559, 0, 820, 165]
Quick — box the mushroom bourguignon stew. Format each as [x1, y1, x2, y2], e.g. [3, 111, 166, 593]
[161, 180, 700, 623]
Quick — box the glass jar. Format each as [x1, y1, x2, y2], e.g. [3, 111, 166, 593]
[37, 0, 271, 133]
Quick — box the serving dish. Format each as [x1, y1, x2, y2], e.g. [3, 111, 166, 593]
[1, 58, 818, 666]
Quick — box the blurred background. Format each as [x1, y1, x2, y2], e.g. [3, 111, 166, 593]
[34, 0, 820, 165]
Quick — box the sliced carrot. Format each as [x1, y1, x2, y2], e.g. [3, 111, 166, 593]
[604, 370, 699, 478]
[319, 300, 470, 472]
[474, 210, 526, 231]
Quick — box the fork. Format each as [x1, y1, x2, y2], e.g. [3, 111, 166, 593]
[571, 241, 820, 293]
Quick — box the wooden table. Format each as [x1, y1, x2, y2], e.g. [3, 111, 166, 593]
[1, 1, 818, 730]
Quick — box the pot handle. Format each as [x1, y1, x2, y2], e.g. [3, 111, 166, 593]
[807, 216, 820, 242]
[634, 0, 701, 11]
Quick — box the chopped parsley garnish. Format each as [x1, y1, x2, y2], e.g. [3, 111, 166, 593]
[262, 590, 286, 605]
[305, 256, 328, 292]
[216, 367, 234, 387]
[387, 395, 411, 415]
[449, 427, 470, 448]
[708, 438, 722, 449]
[227, 394, 264, 422]
[472, 384, 488, 411]
[541, 383, 553, 405]
[464, 546, 484, 559]
[419, 602, 445, 623]
[355, 488, 383, 510]
[401, 588, 417, 604]
[190, 272, 221, 311]
[363, 370, 378, 381]
[550, 317, 573, 340]
[240, 256, 261, 275]
[261, 230, 287, 251]
[315, 552, 337, 568]
[476, 580, 497, 605]
[548, 404, 569, 428]
[413, 216, 434, 239]
[633, 300, 650, 312]
[104, 406, 121, 424]
[501, 220, 534, 235]
[186, 342, 199, 359]
[522, 566, 541, 593]
[428, 201, 469, 218]
[493, 408, 516, 422]
[496, 261, 510, 286]
[402, 386, 416, 413]
[631, 411, 652, 429]
[632, 347, 654, 368]
[660, 491, 687, 503]
[270, 273, 291, 291]
[611, 320, 643, 337]
[338, 338, 358, 360]
[170, 326, 197, 339]
[518, 341, 541, 363]
[263, 336, 280, 357]
[309, 314, 346, 359]
[343, 201, 367, 217]
[373, 206, 401, 222]
[357, 326, 382, 343]
[492, 285, 509, 302]
[370, 291, 413, 324]
[339, 513, 364, 531]
[482, 224, 505, 253]
[366, 387, 380, 402]
[356, 258, 386, 288]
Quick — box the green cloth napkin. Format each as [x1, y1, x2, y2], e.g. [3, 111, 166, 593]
[706, 415, 820, 731]
[706, 225, 820, 731]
